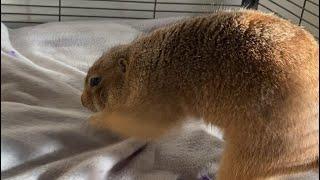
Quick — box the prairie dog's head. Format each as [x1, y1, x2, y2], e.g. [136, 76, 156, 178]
[81, 45, 129, 112]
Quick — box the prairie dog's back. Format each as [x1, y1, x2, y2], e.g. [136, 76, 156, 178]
[127, 10, 318, 125]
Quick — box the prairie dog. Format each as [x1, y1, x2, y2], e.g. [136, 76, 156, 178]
[81, 10, 319, 179]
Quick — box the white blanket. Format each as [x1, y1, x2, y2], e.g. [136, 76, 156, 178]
[1, 19, 317, 180]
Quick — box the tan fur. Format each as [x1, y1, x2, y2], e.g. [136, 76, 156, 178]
[81, 10, 319, 179]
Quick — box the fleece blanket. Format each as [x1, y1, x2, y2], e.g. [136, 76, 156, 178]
[1, 18, 318, 180]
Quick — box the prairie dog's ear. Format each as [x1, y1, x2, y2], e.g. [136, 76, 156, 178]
[118, 58, 127, 73]
[110, 44, 129, 73]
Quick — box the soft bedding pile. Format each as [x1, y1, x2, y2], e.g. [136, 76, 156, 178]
[1, 18, 318, 180]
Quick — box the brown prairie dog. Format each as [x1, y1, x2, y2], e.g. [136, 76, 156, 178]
[81, 10, 319, 180]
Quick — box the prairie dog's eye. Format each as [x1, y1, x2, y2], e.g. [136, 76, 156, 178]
[89, 76, 102, 87]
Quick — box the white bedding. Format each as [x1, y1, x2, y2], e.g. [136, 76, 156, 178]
[1, 19, 318, 180]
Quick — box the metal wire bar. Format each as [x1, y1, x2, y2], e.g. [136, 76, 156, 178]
[258, 2, 283, 18]
[153, 0, 157, 18]
[1, 4, 57, 8]
[1, 12, 152, 19]
[1, 3, 241, 8]
[1, 3, 241, 7]
[259, 2, 318, 29]
[58, 0, 61, 21]
[2, 21, 43, 24]
[81, 0, 155, 4]
[267, 0, 318, 28]
[242, 0, 259, 9]
[154, 2, 240, 6]
[286, 0, 319, 17]
[2, 12, 59, 16]
[306, 0, 319, 6]
[84, 0, 241, 6]
[152, 10, 218, 13]
[45, 6, 154, 12]
[268, 0, 303, 18]
[51, 14, 152, 19]
[300, 0, 308, 25]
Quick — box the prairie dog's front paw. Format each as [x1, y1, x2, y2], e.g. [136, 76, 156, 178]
[88, 112, 106, 128]
[88, 111, 135, 137]
[88, 110, 168, 139]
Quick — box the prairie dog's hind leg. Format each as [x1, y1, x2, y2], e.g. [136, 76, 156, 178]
[217, 142, 280, 180]
[217, 130, 319, 180]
